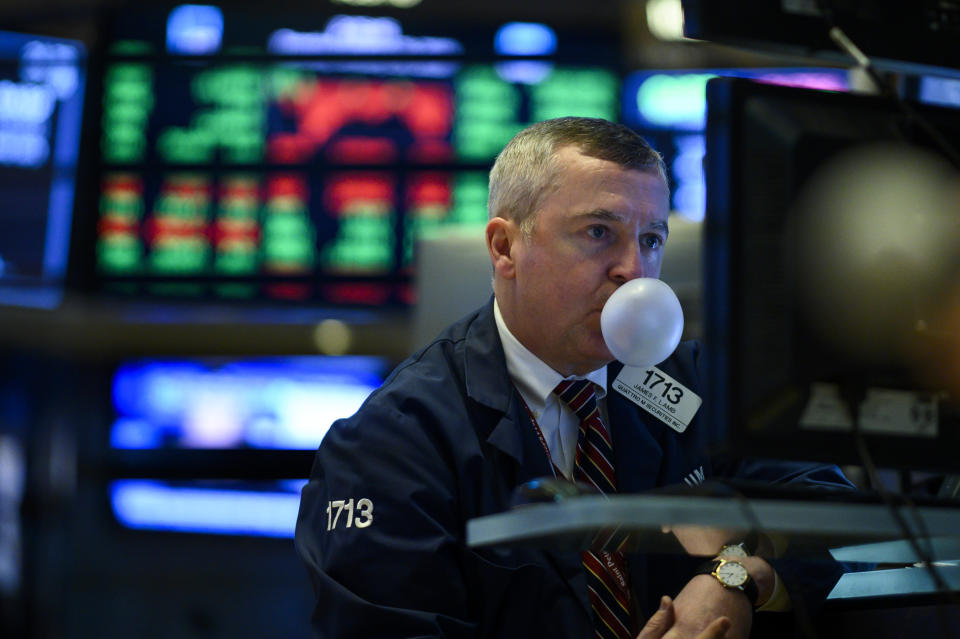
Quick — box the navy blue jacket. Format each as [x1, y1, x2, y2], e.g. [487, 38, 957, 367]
[295, 299, 852, 638]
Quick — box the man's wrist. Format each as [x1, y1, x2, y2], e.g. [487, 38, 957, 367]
[740, 556, 775, 608]
[709, 535, 777, 608]
[693, 555, 776, 610]
[695, 559, 760, 607]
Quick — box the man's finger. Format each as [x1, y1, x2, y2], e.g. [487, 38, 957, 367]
[636, 596, 675, 639]
[695, 615, 731, 639]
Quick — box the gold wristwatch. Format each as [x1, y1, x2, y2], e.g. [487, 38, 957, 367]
[696, 558, 759, 607]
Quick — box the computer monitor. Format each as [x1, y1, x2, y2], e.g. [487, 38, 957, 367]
[0, 30, 86, 308]
[703, 77, 960, 471]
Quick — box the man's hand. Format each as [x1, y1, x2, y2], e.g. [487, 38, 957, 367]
[636, 553, 777, 638]
[669, 574, 752, 639]
[636, 596, 732, 639]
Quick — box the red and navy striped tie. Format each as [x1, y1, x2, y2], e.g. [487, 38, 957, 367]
[554, 379, 635, 639]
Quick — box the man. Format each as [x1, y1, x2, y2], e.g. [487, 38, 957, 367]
[296, 118, 851, 638]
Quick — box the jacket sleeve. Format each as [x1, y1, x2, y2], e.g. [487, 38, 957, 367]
[710, 455, 855, 491]
[295, 403, 476, 639]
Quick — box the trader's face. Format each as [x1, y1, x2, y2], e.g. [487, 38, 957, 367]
[495, 146, 670, 376]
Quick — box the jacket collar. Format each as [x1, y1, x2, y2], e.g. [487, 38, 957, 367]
[464, 297, 515, 413]
[463, 298, 531, 466]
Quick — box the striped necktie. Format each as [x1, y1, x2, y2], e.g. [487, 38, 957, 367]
[554, 379, 635, 639]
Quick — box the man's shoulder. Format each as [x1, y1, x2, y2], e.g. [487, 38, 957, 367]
[357, 301, 503, 416]
[318, 301, 506, 467]
[388, 304, 488, 381]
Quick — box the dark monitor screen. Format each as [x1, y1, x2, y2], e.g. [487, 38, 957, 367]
[91, 6, 621, 308]
[704, 77, 960, 472]
[0, 30, 86, 308]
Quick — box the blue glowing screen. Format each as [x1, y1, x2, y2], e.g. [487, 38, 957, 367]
[111, 479, 305, 538]
[167, 4, 225, 55]
[0, 30, 86, 308]
[918, 76, 960, 109]
[494, 22, 556, 56]
[110, 356, 386, 450]
[623, 68, 849, 132]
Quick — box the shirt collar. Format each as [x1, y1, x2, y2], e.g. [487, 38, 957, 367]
[493, 299, 607, 413]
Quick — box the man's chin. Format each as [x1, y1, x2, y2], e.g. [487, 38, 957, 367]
[572, 346, 615, 375]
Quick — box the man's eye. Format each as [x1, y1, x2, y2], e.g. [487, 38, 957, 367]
[587, 226, 607, 239]
[642, 235, 664, 249]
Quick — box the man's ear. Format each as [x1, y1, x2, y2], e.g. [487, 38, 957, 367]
[486, 216, 517, 280]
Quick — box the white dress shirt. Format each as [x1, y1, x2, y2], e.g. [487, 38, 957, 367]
[494, 300, 607, 479]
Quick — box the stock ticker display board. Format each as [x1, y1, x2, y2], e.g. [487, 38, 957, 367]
[95, 7, 620, 307]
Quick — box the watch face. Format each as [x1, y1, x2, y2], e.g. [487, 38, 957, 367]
[716, 561, 748, 587]
[718, 543, 748, 559]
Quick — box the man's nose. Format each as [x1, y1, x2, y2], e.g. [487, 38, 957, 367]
[610, 246, 646, 282]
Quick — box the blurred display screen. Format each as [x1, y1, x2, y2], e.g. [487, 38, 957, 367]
[0, 436, 24, 592]
[621, 68, 848, 220]
[110, 478, 305, 538]
[0, 30, 86, 308]
[108, 354, 386, 537]
[95, 7, 620, 306]
[917, 75, 960, 109]
[110, 356, 387, 450]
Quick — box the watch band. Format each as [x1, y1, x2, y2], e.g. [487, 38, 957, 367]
[695, 559, 759, 607]
[742, 530, 760, 555]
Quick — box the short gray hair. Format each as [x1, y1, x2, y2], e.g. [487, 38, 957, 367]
[487, 117, 667, 235]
